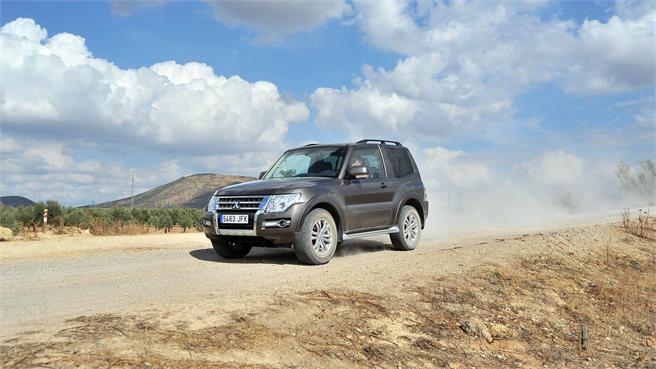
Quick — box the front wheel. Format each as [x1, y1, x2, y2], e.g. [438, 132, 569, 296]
[294, 209, 338, 265]
[390, 205, 421, 251]
[211, 238, 252, 259]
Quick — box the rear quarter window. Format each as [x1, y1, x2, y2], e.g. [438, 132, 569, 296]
[385, 148, 415, 178]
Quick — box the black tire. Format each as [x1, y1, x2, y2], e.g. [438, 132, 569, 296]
[294, 208, 338, 265]
[211, 238, 252, 259]
[390, 205, 421, 251]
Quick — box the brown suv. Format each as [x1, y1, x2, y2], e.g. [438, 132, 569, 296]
[203, 139, 428, 264]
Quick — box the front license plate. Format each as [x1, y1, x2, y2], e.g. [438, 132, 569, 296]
[220, 214, 249, 224]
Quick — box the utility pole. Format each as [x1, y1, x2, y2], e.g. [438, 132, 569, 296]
[130, 172, 135, 208]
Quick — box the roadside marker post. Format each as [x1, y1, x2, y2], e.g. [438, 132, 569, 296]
[43, 208, 48, 232]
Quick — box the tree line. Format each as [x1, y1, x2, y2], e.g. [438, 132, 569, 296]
[0, 200, 205, 235]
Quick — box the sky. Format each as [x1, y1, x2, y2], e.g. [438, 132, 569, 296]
[0, 0, 654, 225]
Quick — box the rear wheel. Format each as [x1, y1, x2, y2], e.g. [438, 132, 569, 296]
[294, 209, 337, 265]
[211, 238, 252, 259]
[390, 205, 421, 251]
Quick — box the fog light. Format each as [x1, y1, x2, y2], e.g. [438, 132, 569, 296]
[277, 219, 291, 227]
[204, 219, 212, 226]
[263, 219, 291, 228]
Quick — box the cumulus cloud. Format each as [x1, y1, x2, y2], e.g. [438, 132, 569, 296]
[206, 0, 351, 42]
[108, 1, 351, 41]
[566, 12, 656, 94]
[311, 1, 656, 140]
[0, 18, 309, 155]
[0, 135, 185, 205]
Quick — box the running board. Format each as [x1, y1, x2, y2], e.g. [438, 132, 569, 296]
[342, 226, 399, 241]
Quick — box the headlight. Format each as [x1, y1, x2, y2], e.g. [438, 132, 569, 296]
[265, 194, 301, 213]
[207, 196, 219, 212]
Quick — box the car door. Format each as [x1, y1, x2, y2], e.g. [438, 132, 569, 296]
[343, 146, 394, 231]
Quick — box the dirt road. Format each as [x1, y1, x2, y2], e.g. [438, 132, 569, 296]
[0, 231, 479, 337]
[1, 216, 654, 368]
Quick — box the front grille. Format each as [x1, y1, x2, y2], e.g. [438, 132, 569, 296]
[217, 196, 266, 210]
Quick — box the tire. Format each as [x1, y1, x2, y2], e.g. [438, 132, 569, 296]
[390, 205, 421, 251]
[294, 208, 338, 265]
[211, 238, 252, 259]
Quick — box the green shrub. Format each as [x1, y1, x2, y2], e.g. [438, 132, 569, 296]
[179, 213, 193, 232]
[159, 214, 174, 233]
[0, 205, 19, 235]
[64, 208, 93, 229]
[3, 200, 205, 235]
[46, 200, 63, 225]
[148, 215, 160, 229]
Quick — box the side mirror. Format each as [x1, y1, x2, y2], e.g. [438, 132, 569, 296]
[349, 165, 369, 179]
[259, 171, 267, 180]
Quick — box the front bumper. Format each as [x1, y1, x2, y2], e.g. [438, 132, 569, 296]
[203, 203, 305, 245]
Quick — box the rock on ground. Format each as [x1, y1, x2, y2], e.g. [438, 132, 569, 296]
[0, 227, 13, 241]
[460, 317, 493, 343]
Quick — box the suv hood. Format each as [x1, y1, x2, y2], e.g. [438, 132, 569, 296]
[216, 177, 338, 196]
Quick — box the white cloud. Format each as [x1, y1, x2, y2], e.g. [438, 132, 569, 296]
[354, 0, 424, 55]
[0, 18, 309, 155]
[0, 136, 184, 205]
[206, 0, 351, 42]
[566, 12, 656, 94]
[311, 1, 656, 140]
[311, 84, 419, 139]
[0, 17, 47, 41]
[108, 1, 351, 41]
[0, 136, 21, 154]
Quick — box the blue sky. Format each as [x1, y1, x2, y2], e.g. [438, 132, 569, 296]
[0, 0, 654, 208]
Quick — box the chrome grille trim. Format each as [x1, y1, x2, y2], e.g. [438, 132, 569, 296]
[216, 196, 267, 210]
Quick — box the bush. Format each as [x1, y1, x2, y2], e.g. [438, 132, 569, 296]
[132, 208, 150, 225]
[15, 206, 34, 231]
[159, 214, 174, 233]
[64, 208, 93, 229]
[617, 160, 656, 206]
[179, 213, 193, 232]
[2, 200, 204, 236]
[111, 208, 133, 226]
[148, 215, 160, 229]
[46, 200, 63, 225]
[0, 205, 19, 235]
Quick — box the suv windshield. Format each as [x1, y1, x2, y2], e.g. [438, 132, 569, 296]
[265, 146, 346, 179]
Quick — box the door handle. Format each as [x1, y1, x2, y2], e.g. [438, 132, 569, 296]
[380, 182, 388, 188]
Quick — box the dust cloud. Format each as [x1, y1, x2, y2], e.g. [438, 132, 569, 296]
[418, 158, 655, 238]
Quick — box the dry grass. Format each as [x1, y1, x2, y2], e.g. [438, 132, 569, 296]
[89, 221, 152, 236]
[622, 208, 656, 239]
[2, 228, 655, 369]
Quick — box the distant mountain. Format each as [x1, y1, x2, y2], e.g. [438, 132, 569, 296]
[0, 196, 36, 207]
[92, 173, 255, 209]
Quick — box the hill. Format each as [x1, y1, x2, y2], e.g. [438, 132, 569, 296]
[94, 173, 255, 209]
[0, 196, 36, 207]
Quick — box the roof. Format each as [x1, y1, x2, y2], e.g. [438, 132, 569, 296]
[291, 139, 404, 151]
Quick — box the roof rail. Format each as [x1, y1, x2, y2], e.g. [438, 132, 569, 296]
[356, 139, 403, 146]
[304, 142, 319, 146]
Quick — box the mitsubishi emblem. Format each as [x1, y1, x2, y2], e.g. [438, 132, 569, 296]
[232, 201, 241, 209]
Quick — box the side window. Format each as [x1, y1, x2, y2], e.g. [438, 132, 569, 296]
[385, 148, 414, 178]
[350, 148, 384, 179]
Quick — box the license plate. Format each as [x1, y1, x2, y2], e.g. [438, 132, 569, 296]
[220, 214, 249, 224]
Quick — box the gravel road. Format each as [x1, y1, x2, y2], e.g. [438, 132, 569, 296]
[0, 215, 617, 339]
